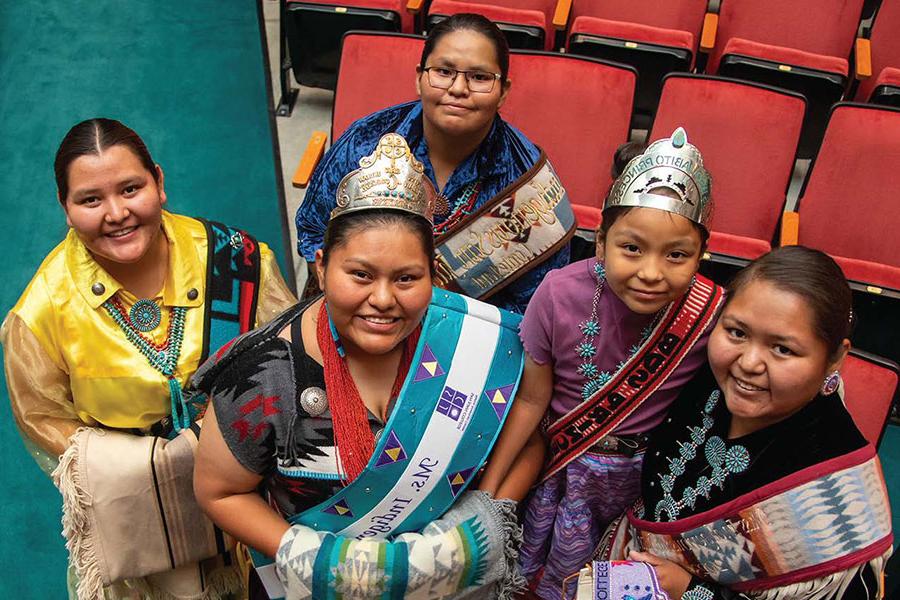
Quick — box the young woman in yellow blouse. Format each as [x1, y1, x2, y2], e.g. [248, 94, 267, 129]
[1, 118, 296, 599]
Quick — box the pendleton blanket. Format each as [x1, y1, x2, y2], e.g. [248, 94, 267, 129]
[52, 426, 237, 599]
[602, 446, 892, 593]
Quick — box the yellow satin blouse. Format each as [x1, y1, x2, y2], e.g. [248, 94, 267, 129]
[1, 211, 296, 464]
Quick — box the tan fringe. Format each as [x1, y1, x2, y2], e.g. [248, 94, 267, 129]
[738, 549, 892, 600]
[52, 428, 105, 600]
[104, 565, 243, 600]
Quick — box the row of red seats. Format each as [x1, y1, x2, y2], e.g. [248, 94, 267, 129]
[291, 26, 900, 444]
[290, 31, 900, 449]
[280, 0, 900, 155]
[294, 32, 900, 297]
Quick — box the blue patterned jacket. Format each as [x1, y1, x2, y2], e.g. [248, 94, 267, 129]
[295, 101, 570, 313]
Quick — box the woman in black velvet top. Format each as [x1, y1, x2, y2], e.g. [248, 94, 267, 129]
[599, 246, 892, 600]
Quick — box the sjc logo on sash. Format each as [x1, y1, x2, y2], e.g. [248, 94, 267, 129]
[436, 385, 478, 431]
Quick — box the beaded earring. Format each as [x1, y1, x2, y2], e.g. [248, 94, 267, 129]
[821, 370, 841, 396]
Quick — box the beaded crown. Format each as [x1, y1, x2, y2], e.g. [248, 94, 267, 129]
[332, 133, 437, 224]
[605, 127, 713, 229]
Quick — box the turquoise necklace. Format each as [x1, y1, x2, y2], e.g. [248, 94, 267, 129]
[433, 181, 481, 235]
[575, 262, 658, 400]
[129, 298, 162, 332]
[103, 295, 191, 431]
[654, 390, 751, 521]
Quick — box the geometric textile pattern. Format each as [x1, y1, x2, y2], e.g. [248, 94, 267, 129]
[447, 467, 477, 497]
[323, 498, 354, 518]
[637, 455, 892, 586]
[375, 430, 409, 468]
[483, 384, 516, 421]
[414, 344, 446, 382]
[275, 493, 500, 598]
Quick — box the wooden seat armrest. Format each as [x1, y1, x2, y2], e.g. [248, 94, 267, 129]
[780, 211, 800, 246]
[292, 132, 328, 189]
[700, 12, 718, 52]
[553, 0, 572, 30]
[406, 0, 424, 14]
[855, 37, 872, 79]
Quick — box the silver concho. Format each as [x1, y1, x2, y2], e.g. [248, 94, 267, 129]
[300, 386, 327, 416]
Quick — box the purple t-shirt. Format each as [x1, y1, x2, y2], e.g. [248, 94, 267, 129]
[519, 257, 715, 435]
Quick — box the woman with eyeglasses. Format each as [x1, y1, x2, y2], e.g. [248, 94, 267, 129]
[295, 13, 572, 314]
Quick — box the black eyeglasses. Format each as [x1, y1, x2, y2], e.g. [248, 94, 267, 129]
[421, 66, 502, 93]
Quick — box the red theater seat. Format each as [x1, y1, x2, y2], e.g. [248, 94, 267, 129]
[869, 67, 900, 108]
[705, 0, 866, 156]
[294, 0, 415, 33]
[427, 0, 547, 50]
[854, 0, 900, 104]
[570, 0, 708, 40]
[283, 0, 416, 91]
[649, 75, 805, 262]
[842, 350, 898, 448]
[782, 103, 900, 293]
[566, 0, 710, 113]
[331, 33, 422, 140]
[705, 0, 864, 75]
[501, 51, 636, 231]
[293, 32, 423, 188]
[429, 0, 562, 51]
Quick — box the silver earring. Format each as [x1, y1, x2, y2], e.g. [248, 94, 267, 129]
[821, 370, 841, 396]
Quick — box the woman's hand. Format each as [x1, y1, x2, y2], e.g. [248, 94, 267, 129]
[629, 550, 692, 600]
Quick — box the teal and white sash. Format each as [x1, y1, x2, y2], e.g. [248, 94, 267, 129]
[254, 288, 525, 598]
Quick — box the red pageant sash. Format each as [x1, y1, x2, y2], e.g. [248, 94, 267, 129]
[543, 275, 724, 481]
[612, 446, 893, 592]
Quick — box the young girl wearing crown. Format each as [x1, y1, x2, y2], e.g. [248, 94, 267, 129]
[479, 128, 726, 600]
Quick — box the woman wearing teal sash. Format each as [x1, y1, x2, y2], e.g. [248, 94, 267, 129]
[193, 134, 525, 599]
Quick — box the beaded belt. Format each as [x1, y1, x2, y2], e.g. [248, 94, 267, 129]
[587, 433, 649, 457]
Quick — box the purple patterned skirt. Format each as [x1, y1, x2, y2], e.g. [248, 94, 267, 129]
[519, 452, 645, 600]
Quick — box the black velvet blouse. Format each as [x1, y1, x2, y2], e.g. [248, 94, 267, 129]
[637, 365, 880, 600]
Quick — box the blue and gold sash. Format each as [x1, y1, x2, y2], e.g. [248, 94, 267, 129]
[254, 289, 525, 597]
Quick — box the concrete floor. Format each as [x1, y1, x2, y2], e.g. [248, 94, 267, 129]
[262, 0, 333, 291]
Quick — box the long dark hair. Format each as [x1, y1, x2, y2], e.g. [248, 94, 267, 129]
[54, 118, 157, 203]
[726, 245, 854, 360]
[322, 209, 436, 276]
[421, 13, 510, 82]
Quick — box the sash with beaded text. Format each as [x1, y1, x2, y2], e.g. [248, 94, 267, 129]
[434, 152, 576, 300]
